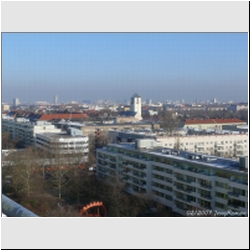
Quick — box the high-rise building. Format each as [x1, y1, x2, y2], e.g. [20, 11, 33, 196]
[54, 95, 58, 105]
[13, 98, 19, 107]
[146, 98, 152, 105]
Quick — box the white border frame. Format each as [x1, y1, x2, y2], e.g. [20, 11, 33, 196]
[1, 1, 249, 249]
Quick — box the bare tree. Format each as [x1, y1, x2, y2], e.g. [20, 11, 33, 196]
[3, 147, 42, 198]
[46, 150, 71, 200]
[160, 110, 181, 136]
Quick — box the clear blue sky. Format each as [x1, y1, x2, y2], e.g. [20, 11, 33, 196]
[2, 33, 248, 104]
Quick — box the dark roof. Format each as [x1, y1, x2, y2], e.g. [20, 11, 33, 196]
[119, 111, 137, 117]
[132, 93, 140, 98]
[39, 113, 89, 121]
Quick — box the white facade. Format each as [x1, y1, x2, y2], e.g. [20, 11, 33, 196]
[130, 93, 142, 119]
[157, 134, 248, 158]
[36, 132, 89, 159]
[54, 95, 58, 105]
[13, 98, 19, 107]
[96, 140, 248, 216]
[2, 118, 61, 147]
[108, 129, 248, 158]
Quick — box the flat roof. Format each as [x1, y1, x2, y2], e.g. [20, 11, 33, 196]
[37, 132, 87, 139]
[101, 143, 247, 174]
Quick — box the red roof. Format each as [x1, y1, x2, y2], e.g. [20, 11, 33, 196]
[185, 118, 245, 125]
[39, 113, 89, 121]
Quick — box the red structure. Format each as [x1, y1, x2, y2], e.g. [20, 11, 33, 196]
[79, 201, 107, 217]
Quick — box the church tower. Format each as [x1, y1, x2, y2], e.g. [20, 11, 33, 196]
[130, 93, 142, 118]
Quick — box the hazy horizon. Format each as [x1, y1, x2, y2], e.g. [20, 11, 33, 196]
[2, 33, 248, 104]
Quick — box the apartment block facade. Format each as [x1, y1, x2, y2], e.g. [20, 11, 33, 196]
[96, 139, 248, 216]
[2, 117, 61, 147]
[108, 130, 248, 158]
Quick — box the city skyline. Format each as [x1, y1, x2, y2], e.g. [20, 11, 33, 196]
[2, 33, 248, 104]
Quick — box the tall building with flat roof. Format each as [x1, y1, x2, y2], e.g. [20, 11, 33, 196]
[13, 98, 19, 107]
[54, 95, 58, 105]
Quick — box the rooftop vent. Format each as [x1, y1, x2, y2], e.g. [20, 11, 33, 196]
[204, 156, 217, 162]
[188, 154, 195, 160]
[171, 150, 180, 156]
[162, 149, 171, 154]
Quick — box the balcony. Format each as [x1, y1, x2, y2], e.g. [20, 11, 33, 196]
[175, 186, 195, 195]
[200, 183, 212, 190]
[235, 141, 244, 145]
[200, 193, 212, 200]
[217, 147, 225, 152]
[228, 192, 240, 198]
[175, 176, 194, 184]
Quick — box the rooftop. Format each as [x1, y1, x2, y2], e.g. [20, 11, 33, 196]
[185, 118, 246, 125]
[103, 142, 248, 174]
[37, 132, 88, 139]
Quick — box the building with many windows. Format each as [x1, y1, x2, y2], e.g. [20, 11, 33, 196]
[35, 129, 89, 161]
[184, 118, 246, 130]
[96, 139, 248, 216]
[2, 117, 62, 147]
[108, 129, 248, 158]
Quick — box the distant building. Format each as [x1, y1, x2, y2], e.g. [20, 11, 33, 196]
[147, 99, 152, 105]
[117, 94, 143, 122]
[184, 118, 246, 130]
[130, 93, 142, 120]
[13, 98, 19, 107]
[227, 104, 248, 112]
[54, 95, 58, 105]
[2, 104, 10, 111]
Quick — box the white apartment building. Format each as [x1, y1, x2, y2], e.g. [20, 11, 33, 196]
[2, 117, 62, 147]
[158, 134, 248, 158]
[96, 139, 248, 216]
[184, 118, 246, 130]
[108, 129, 248, 158]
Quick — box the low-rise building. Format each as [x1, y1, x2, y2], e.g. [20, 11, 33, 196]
[184, 118, 246, 130]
